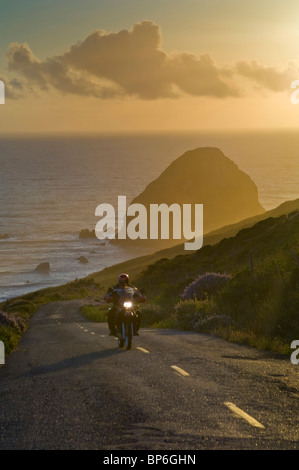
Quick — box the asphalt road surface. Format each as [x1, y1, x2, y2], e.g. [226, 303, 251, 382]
[0, 299, 298, 450]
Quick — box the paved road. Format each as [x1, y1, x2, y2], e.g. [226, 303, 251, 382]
[0, 300, 298, 450]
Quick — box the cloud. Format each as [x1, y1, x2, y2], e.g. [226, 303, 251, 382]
[7, 42, 122, 99]
[235, 59, 296, 92]
[169, 52, 239, 98]
[0, 74, 25, 100]
[5, 21, 239, 100]
[61, 21, 175, 99]
[61, 21, 238, 99]
[3, 21, 298, 101]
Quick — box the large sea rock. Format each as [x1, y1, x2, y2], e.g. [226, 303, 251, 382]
[35, 262, 50, 273]
[112, 147, 265, 251]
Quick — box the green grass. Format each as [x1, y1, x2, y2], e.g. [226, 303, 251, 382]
[80, 304, 108, 323]
[133, 211, 299, 355]
[0, 324, 24, 355]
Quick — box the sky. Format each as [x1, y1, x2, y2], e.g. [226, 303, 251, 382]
[1, 0, 299, 133]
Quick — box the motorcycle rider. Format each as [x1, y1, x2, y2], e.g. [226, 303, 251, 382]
[104, 273, 145, 336]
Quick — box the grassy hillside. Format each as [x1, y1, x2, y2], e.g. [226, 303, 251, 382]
[85, 198, 299, 287]
[1, 199, 298, 357]
[133, 210, 299, 353]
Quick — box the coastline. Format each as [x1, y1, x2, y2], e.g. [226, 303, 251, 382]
[2, 196, 299, 304]
[0, 234, 151, 303]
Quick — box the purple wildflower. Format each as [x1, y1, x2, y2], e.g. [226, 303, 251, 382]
[182, 272, 231, 301]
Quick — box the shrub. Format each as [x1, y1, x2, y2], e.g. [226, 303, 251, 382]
[140, 303, 164, 327]
[0, 311, 28, 333]
[3, 299, 36, 318]
[174, 297, 219, 330]
[0, 325, 22, 355]
[182, 272, 231, 301]
[0, 311, 29, 355]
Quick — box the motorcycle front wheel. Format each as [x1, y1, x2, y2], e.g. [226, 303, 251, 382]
[118, 323, 125, 348]
[125, 321, 134, 350]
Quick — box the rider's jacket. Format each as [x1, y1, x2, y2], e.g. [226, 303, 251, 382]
[105, 283, 143, 305]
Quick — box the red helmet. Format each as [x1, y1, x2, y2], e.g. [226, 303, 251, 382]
[118, 273, 129, 285]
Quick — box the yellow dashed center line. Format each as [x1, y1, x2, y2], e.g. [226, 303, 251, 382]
[224, 402, 265, 429]
[73, 321, 266, 432]
[136, 347, 150, 354]
[171, 365, 190, 377]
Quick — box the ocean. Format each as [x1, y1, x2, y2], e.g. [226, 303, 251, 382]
[0, 130, 298, 302]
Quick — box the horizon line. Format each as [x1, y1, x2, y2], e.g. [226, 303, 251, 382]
[0, 126, 298, 138]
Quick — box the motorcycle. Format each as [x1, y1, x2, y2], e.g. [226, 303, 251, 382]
[105, 286, 146, 350]
[116, 297, 137, 350]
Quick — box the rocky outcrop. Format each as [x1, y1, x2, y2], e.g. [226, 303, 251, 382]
[112, 147, 265, 251]
[79, 229, 95, 239]
[35, 262, 50, 273]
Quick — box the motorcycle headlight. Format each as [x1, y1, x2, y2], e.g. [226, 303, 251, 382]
[123, 301, 132, 308]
